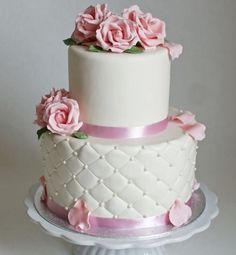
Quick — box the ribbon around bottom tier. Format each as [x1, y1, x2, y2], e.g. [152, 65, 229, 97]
[45, 196, 192, 231]
[80, 118, 168, 139]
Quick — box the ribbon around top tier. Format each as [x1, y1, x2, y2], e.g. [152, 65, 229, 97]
[80, 118, 168, 139]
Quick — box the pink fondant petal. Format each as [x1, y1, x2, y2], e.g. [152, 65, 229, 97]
[192, 178, 200, 191]
[162, 42, 183, 60]
[169, 200, 192, 227]
[39, 176, 47, 202]
[68, 200, 90, 231]
[169, 111, 196, 125]
[183, 123, 206, 141]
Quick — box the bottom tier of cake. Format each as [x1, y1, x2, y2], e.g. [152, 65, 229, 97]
[40, 114, 201, 231]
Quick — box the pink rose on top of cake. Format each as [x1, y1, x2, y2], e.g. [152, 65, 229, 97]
[35, 88, 69, 127]
[123, 5, 166, 50]
[43, 97, 83, 135]
[96, 15, 139, 53]
[72, 4, 112, 43]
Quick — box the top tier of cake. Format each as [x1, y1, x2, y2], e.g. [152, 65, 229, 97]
[69, 45, 170, 128]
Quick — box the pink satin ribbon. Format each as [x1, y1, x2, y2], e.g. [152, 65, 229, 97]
[81, 118, 168, 139]
[46, 198, 170, 230]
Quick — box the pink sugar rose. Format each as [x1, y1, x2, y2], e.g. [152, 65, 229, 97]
[96, 15, 139, 53]
[35, 88, 69, 127]
[43, 97, 83, 135]
[72, 4, 112, 43]
[123, 5, 166, 50]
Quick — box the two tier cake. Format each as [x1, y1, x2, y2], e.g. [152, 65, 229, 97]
[35, 4, 206, 231]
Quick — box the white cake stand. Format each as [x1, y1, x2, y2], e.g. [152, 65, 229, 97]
[24, 183, 218, 255]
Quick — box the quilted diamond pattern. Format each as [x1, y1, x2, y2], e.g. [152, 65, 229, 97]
[41, 130, 197, 219]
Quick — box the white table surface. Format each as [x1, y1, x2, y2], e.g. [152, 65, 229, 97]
[0, 160, 234, 255]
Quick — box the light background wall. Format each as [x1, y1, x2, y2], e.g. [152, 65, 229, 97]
[0, 0, 235, 254]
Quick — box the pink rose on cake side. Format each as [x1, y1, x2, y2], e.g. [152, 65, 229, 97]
[43, 97, 83, 135]
[35, 88, 69, 127]
[96, 15, 139, 53]
[72, 4, 112, 43]
[123, 5, 166, 50]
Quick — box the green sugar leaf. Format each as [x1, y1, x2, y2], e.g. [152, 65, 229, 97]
[73, 131, 88, 139]
[88, 45, 105, 53]
[37, 127, 48, 140]
[125, 46, 143, 54]
[63, 38, 77, 46]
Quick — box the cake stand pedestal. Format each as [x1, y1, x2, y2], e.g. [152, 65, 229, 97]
[24, 183, 218, 255]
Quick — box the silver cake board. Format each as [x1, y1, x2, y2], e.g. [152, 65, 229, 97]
[24, 183, 218, 255]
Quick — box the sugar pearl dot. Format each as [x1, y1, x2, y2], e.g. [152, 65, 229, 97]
[63, 184, 67, 188]
[83, 189, 88, 194]
[53, 144, 57, 148]
[196, 146, 199, 149]
[99, 202, 105, 207]
[74, 198, 78, 202]
[65, 207, 69, 211]
[130, 156, 135, 161]
[63, 160, 67, 165]
[127, 204, 132, 209]
[192, 162, 196, 165]
[113, 193, 117, 197]
[73, 151, 78, 156]
[114, 168, 118, 173]
[66, 138, 70, 142]
[48, 132, 52, 135]
[194, 167, 197, 171]
[55, 192, 58, 196]
[100, 155, 105, 159]
[113, 215, 118, 219]
[73, 175, 76, 179]
[98, 179, 104, 184]
[85, 142, 90, 146]
[84, 165, 88, 169]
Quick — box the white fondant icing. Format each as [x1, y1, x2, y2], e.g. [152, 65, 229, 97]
[41, 122, 197, 219]
[69, 46, 170, 127]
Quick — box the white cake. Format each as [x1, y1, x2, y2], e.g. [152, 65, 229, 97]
[69, 46, 170, 127]
[35, 4, 205, 230]
[41, 121, 197, 219]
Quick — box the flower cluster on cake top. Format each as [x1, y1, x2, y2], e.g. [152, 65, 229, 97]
[34, 88, 86, 139]
[64, 4, 183, 59]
